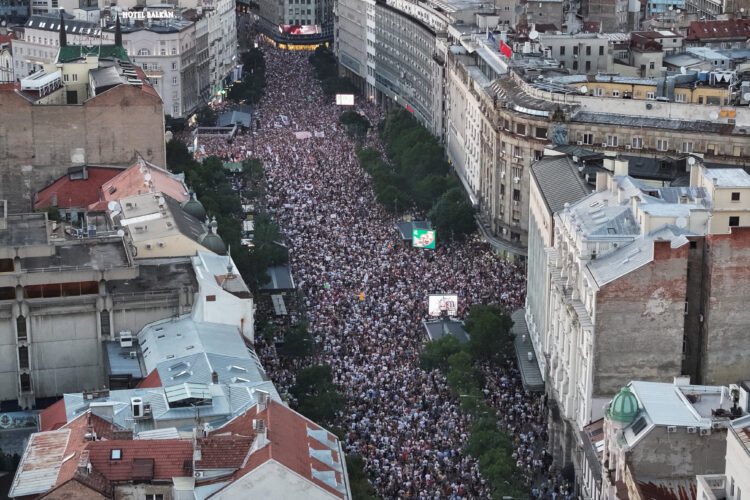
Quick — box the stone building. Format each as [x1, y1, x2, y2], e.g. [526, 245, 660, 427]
[697, 413, 750, 500]
[600, 380, 747, 499]
[0, 56, 165, 212]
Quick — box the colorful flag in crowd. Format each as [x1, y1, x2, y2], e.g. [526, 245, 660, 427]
[488, 31, 496, 42]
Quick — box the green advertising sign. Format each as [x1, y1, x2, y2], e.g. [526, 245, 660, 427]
[412, 229, 436, 249]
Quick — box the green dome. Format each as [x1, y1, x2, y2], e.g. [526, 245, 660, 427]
[182, 193, 206, 221]
[200, 217, 226, 255]
[607, 386, 639, 423]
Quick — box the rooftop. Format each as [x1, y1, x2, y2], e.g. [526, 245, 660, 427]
[57, 44, 130, 64]
[0, 213, 49, 247]
[570, 111, 734, 134]
[530, 154, 592, 214]
[704, 168, 750, 188]
[423, 318, 470, 344]
[91, 158, 188, 211]
[34, 166, 124, 210]
[107, 260, 196, 296]
[20, 240, 130, 271]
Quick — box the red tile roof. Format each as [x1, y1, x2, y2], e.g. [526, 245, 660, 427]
[135, 369, 162, 389]
[582, 21, 601, 33]
[195, 436, 254, 469]
[39, 398, 68, 431]
[686, 19, 750, 41]
[89, 159, 188, 211]
[34, 167, 123, 210]
[86, 439, 193, 481]
[208, 401, 346, 498]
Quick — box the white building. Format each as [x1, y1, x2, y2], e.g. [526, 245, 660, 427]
[697, 412, 750, 500]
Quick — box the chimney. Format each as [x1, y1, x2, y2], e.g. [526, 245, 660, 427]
[77, 450, 91, 477]
[256, 390, 269, 411]
[596, 171, 608, 191]
[613, 158, 628, 176]
[211, 371, 219, 384]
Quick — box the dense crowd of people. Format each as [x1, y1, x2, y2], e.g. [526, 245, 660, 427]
[185, 39, 572, 499]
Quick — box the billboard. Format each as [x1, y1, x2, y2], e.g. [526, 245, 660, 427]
[278, 24, 322, 35]
[428, 294, 458, 317]
[335, 94, 355, 106]
[412, 228, 436, 249]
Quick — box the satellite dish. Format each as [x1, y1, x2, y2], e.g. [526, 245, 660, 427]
[116, 229, 125, 237]
[680, 66, 686, 74]
[687, 156, 696, 165]
[675, 217, 688, 229]
[144, 173, 152, 182]
[580, 85, 588, 94]
[710, 111, 719, 120]
[646, 103, 653, 110]
[529, 29, 539, 40]
[743, 92, 750, 101]
[107, 201, 120, 211]
[675, 8, 681, 13]
[514, 5, 523, 14]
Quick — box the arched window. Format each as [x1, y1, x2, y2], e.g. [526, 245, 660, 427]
[16, 315, 26, 341]
[138, 48, 151, 56]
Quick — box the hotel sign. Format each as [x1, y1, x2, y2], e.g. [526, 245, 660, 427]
[121, 10, 175, 19]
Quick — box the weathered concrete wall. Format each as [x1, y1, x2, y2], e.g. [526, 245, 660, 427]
[44, 479, 108, 500]
[702, 227, 750, 385]
[0, 85, 165, 212]
[594, 241, 688, 397]
[630, 426, 727, 478]
[682, 237, 706, 383]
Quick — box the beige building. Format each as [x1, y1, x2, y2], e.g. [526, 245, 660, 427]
[114, 192, 226, 259]
[697, 413, 750, 500]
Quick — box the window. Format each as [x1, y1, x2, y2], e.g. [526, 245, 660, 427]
[675, 93, 686, 103]
[731, 478, 735, 497]
[612, 90, 620, 97]
[63, 74, 69, 82]
[599, 46, 604, 56]
[698, 96, 704, 104]
[161, 49, 166, 56]
[729, 216, 740, 227]
[100, 310, 110, 337]
[632, 137, 643, 149]
[19, 345, 29, 369]
[145, 495, 164, 500]
[732, 192, 741, 201]
[111, 449, 122, 460]
[647, 92, 656, 100]
[734, 146, 743, 157]
[172, 76, 178, 85]
[581, 133, 594, 145]
[631, 417, 648, 435]
[606, 135, 618, 147]
[173, 104, 179, 115]
[20, 373, 31, 392]
[594, 88, 603, 96]
[171, 48, 177, 55]
[172, 62, 177, 70]
[657, 139, 668, 151]
[573, 46, 578, 55]
[138, 48, 150, 56]
[572, 61, 578, 70]
[17, 316, 26, 341]
[649, 61, 655, 70]
[585, 61, 591, 71]
[513, 189, 521, 201]
[513, 145, 522, 158]
[516, 123, 525, 135]
[535, 127, 547, 139]
[586, 46, 591, 56]
[534, 150, 543, 161]
[72, 74, 77, 82]
[512, 166, 522, 179]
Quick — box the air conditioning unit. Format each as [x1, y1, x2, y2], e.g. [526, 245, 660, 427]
[194, 471, 205, 478]
[601, 143, 608, 148]
[513, 200, 519, 206]
[687, 426, 697, 434]
[700, 428, 711, 436]
[131, 397, 144, 418]
[513, 177, 520, 183]
[253, 419, 266, 432]
[625, 145, 632, 150]
[667, 426, 677, 433]
[577, 141, 583, 145]
[129, 351, 137, 359]
[712, 421, 722, 429]
[502, 227, 508, 235]
[119, 331, 133, 348]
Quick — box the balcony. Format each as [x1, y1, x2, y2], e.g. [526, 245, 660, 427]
[696, 474, 727, 500]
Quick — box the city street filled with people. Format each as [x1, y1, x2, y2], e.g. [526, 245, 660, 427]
[186, 41, 570, 499]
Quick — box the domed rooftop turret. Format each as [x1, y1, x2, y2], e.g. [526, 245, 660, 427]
[607, 386, 639, 424]
[200, 217, 226, 255]
[182, 191, 206, 221]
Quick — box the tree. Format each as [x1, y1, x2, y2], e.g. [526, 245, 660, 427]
[346, 455, 379, 500]
[339, 111, 370, 138]
[279, 323, 314, 358]
[419, 335, 462, 372]
[463, 305, 514, 363]
[427, 187, 476, 241]
[290, 365, 346, 425]
[446, 351, 481, 396]
[241, 158, 264, 182]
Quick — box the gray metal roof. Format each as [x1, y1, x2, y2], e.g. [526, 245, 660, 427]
[705, 167, 750, 187]
[530, 155, 592, 214]
[511, 309, 544, 392]
[105, 341, 142, 378]
[396, 220, 432, 240]
[571, 111, 732, 134]
[9, 429, 70, 498]
[422, 318, 470, 344]
[260, 266, 296, 291]
[587, 237, 656, 288]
